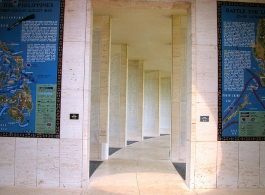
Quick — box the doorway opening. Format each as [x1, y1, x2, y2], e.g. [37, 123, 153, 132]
[90, 0, 190, 182]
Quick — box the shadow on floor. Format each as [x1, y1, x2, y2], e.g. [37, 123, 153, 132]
[172, 163, 186, 180]
[127, 141, 138, 145]
[89, 161, 103, 177]
[143, 136, 154, 140]
[160, 134, 170, 136]
[89, 148, 122, 178]
[109, 148, 121, 155]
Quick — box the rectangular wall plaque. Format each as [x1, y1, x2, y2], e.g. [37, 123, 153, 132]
[200, 116, 209, 122]
[70, 114, 79, 120]
[0, 0, 64, 138]
[218, 1, 265, 141]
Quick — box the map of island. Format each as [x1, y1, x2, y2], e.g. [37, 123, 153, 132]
[0, 0, 62, 137]
[221, 16, 265, 138]
[253, 19, 265, 87]
[0, 40, 34, 127]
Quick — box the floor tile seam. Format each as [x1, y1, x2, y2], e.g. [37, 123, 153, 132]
[106, 159, 141, 162]
[193, 189, 202, 195]
[136, 172, 141, 195]
[80, 187, 85, 195]
[124, 147, 165, 149]
[0, 186, 7, 193]
[90, 167, 179, 174]
[107, 158, 139, 161]
[138, 158, 171, 161]
[129, 148, 170, 150]
[135, 157, 171, 162]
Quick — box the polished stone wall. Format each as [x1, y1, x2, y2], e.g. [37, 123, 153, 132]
[160, 77, 171, 135]
[109, 44, 128, 148]
[127, 60, 144, 141]
[171, 14, 187, 163]
[90, 15, 111, 160]
[143, 71, 160, 137]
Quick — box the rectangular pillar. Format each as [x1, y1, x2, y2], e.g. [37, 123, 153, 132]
[171, 15, 187, 163]
[186, 0, 217, 189]
[127, 60, 144, 141]
[143, 70, 160, 137]
[160, 77, 171, 135]
[109, 44, 128, 148]
[90, 15, 111, 160]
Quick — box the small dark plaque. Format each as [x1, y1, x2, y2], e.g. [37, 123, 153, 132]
[70, 114, 79, 120]
[200, 116, 209, 122]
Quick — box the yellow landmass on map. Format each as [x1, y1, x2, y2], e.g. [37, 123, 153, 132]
[0, 40, 34, 123]
[223, 94, 249, 126]
[252, 19, 265, 86]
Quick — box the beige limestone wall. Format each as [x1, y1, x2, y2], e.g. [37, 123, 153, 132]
[127, 60, 144, 141]
[0, 0, 92, 188]
[109, 44, 128, 148]
[186, 0, 218, 189]
[187, 0, 265, 189]
[143, 71, 160, 137]
[90, 15, 111, 160]
[45, 0, 92, 188]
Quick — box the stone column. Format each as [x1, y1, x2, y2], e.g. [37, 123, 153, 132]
[186, 0, 218, 189]
[186, 0, 219, 189]
[171, 15, 187, 163]
[143, 70, 160, 137]
[109, 44, 128, 148]
[160, 77, 171, 135]
[127, 60, 144, 141]
[90, 15, 111, 160]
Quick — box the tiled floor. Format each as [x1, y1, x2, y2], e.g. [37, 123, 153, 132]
[1, 136, 265, 195]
